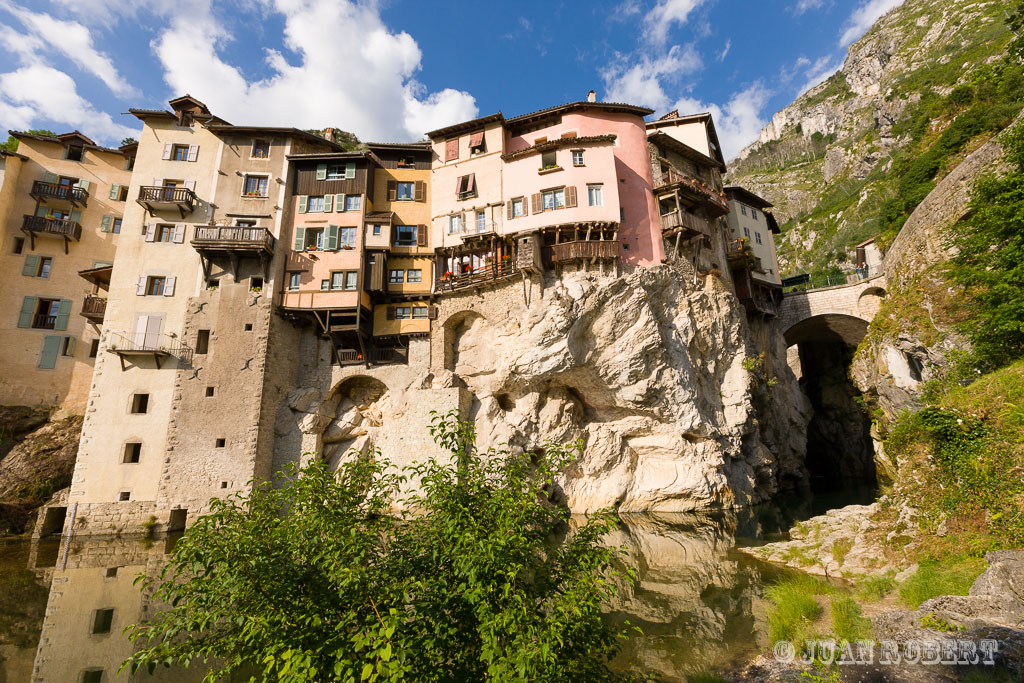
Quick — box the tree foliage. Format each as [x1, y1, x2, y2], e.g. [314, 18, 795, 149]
[0, 129, 57, 153]
[122, 412, 647, 682]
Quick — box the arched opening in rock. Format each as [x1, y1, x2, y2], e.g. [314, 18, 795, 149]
[442, 310, 486, 374]
[784, 314, 876, 494]
[321, 376, 390, 470]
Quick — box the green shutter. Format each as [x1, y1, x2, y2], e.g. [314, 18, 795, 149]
[70, 209, 82, 224]
[17, 297, 36, 328]
[315, 164, 327, 181]
[293, 226, 306, 252]
[326, 225, 339, 251]
[22, 254, 40, 277]
[64, 336, 76, 356]
[100, 215, 112, 232]
[38, 336, 60, 369]
[109, 184, 119, 200]
[35, 205, 49, 218]
[54, 299, 71, 331]
[345, 163, 355, 179]
[42, 171, 58, 184]
[323, 194, 333, 212]
[75, 179, 90, 192]
[337, 193, 346, 211]
[297, 195, 308, 213]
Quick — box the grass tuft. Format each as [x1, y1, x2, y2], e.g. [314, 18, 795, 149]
[898, 556, 986, 608]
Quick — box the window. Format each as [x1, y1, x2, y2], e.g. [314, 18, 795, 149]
[61, 337, 75, 357]
[321, 279, 330, 291]
[104, 567, 118, 578]
[243, 175, 268, 197]
[12, 236, 24, 254]
[307, 195, 326, 213]
[123, 443, 141, 464]
[469, 131, 485, 153]
[192, 330, 210, 355]
[398, 156, 415, 168]
[244, 323, 253, 332]
[111, 217, 122, 234]
[215, 438, 226, 448]
[33, 299, 60, 329]
[66, 145, 83, 161]
[289, 273, 301, 291]
[206, 386, 215, 397]
[755, 232, 763, 245]
[37, 256, 53, 278]
[172, 144, 189, 161]
[412, 306, 428, 319]
[541, 151, 557, 169]
[743, 227, 750, 238]
[447, 214, 463, 234]
[394, 225, 417, 246]
[541, 188, 565, 211]
[407, 269, 422, 283]
[251, 139, 270, 159]
[156, 225, 174, 242]
[389, 269, 404, 284]
[118, 491, 130, 501]
[89, 339, 99, 358]
[130, 393, 149, 414]
[445, 138, 459, 161]
[396, 182, 414, 201]
[476, 210, 486, 232]
[395, 306, 411, 320]
[372, 225, 382, 236]
[345, 194, 361, 211]
[251, 276, 263, 290]
[345, 271, 357, 290]
[330, 272, 345, 290]
[572, 150, 585, 166]
[91, 609, 114, 634]
[305, 228, 324, 250]
[751, 208, 758, 220]
[740, 204, 747, 217]
[126, 156, 135, 171]
[146, 276, 166, 295]
[325, 164, 354, 180]
[620, 207, 626, 221]
[587, 184, 603, 207]
[339, 226, 356, 248]
[456, 174, 476, 199]
[511, 197, 524, 218]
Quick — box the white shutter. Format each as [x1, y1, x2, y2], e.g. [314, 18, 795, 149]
[173, 223, 186, 243]
[187, 145, 199, 162]
[184, 179, 196, 191]
[145, 223, 157, 242]
[164, 276, 176, 297]
[152, 177, 162, 187]
[133, 315, 149, 346]
[161, 143, 172, 160]
[336, 194, 345, 212]
[136, 276, 147, 296]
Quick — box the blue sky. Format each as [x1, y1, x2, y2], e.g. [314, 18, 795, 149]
[0, 0, 903, 159]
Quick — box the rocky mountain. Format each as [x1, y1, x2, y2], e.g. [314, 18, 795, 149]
[727, 0, 1019, 277]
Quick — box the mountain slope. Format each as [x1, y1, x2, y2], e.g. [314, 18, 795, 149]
[727, 0, 1020, 277]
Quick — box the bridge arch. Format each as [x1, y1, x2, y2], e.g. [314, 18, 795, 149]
[783, 313, 870, 348]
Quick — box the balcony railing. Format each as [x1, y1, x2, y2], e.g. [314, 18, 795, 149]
[30, 181, 89, 207]
[107, 331, 192, 370]
[32, 314, 56, 330]
[547, 240, 619, 263]
[336, 347, 408, 366]
[191, 225, 275, 253]
[137, 186, 197, 217]
[80, 296, 106, 321]
[21, 215, 83, 242]
[436, 259, 519, 292]
[659, 210, 710, 235]
[657, 170, 730, 216]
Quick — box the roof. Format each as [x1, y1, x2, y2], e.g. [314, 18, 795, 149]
[0, 148, 27, 160]
[8, 130, 127, 155]
[647, 131, 725, 171]
[364, 211, 394, 223]
[78, 264, 113, 287]
[505, 101, 654, 130]
[168, 94, 211, 114]
[286, 150, 370, 161]
[365, 141, 431, 154]
[855, 237, 876, 248]
[646, 112, 726, 168]
[205, 125, 344, 150]
[725, 185, 773, 209]
[127, 108, 230, 125]
[426, 112, 504, 139]
[501, 134, 617, 162]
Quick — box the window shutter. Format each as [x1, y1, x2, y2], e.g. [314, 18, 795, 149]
[293, 226, 306, 252]
[145, 223, 157, 242]
[101, 215, 112, 232]
[386, 307, 396, 320]
[22, 254, 40, 277]
[187, 144, 199, 162]
[164, 276, 176, 297]
[428, 305, 438, 320]
[54, 299, 71, 330]
[531, 193, 542, 214]
[466, 174, 476, 194]
[445, 138, 458, 161]
[75, 179, 91, 192]
[136, 275, 147, 296]
[387, 181, 397, 201]
[336, 194, 345, 212]
[345, 163, 355, 179]
[316, 164, 327, 181]
[523, 198, 529, 216]
[323, 194, 334, 212]
[109, 184, 120, 200]
[469, 131, 484, 148]
[38, 336, 60, 369]
[326, 225, 339, 251]
[298, 195, 308, 213]
[414, 180, 425, 202]
[417, 224, 427, 247]
[173, 223, 186, 243]
[455, 175, 465, 196]
[162, 143, 172, 160]
[64, 336, 76, 356]
[70, 209, 82, 224]
[43, 171, 58, 184]
[565, 185, 577, 208]
[17, 297, 36, 328]
[506, 201, 513, 220]
[184, 179, 196, 191]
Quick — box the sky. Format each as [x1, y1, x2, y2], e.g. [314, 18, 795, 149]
[0, 0, 905, 160]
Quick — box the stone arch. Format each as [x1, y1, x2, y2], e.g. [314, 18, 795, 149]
[783, 313, 870, 348]
[320, 375, 390, 469]
[441, 310, 486, 372]
[856, 286, 887, 320]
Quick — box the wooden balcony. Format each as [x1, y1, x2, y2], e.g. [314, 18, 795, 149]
[80, 296, 106, 322]
[336, 347, 408, 366]
[659, 210, 710, 236]
[21, 215, 82, 254]
[436, 260, 520, 292]
[656, 170, 730, 217]
[546, 240, 619, 263]
[30, 180, 88, 207]
[191, 225, 275, 281]
[137, 186, 196, 218]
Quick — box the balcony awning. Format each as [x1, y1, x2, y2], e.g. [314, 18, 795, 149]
[364, 211, 394, 224]
[78, 264, 112, 287]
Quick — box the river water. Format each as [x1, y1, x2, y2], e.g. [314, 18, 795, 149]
[0, 486, 874, 682]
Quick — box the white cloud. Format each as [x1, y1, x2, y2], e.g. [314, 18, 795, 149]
[150, 0, 478, 141]
[645, 0, 706, 45]
[2, 3, 139, 98]
[717, 38, 731, 62]
[601, 44, 702, 111]
[791, 0, 825, 15]
[0, 64, 139, 141]
[839, 0, 905, 46]
[672, 83, 772, 160]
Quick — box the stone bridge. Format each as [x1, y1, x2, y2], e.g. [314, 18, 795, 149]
[778, 273, 887, 347]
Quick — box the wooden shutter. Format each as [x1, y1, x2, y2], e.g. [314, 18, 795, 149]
[22, 254, 39, 277]
[414, 180, 425, 202]
[326, 225, 339, 251]
[164, 276, 176, 297]
[75, 179, 90, 192]
[466, 173, 476, 194]
[387, 181, 397, 201]
[469, 131, 484, 148]
[323, 194, 334, 212]
[506, 201, 513, 220]
[523, 197, 529, 216]
[316, 164, 327, 181]
[38, 336, 60, 369]
[565, 185, 577, 208]
[136, 275, 147, 296]
[455, 175, 465, 196]
[54, 299, 71, 330]
[17, 297, 36, 328]
[187, 145, 199, 162]
[531, 193, 542, 214]
[428, 305, 438, 320]
[386, 306, 396, 320]
[162, 143, 172, 160]
[445, 138, 458, 161]
[145, 223, 157, 242]
[417, 224, 427, 247]
[336, 193, 346, 212]
[294, 226, 306, 251]
[43, 171, 58, 184]
[70, 210, 82, 224]
[184, 179, 196, 191]
[109, 184, 120, 200]
[298, 195, 308, 213]
[101, 215, 112, 232]
[173, 223, 186, 243]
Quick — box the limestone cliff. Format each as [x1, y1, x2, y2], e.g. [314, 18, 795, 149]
[275, 267, 810, 513]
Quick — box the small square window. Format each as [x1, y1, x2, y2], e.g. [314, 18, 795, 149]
[82, 669, 104, 683]
[88, 339, 99, 358]
[146, 276, 166, 296]
[396, 182, 414, 201]
[130, 393, 149, 414]
[215, 438, 226, 448]
[321, 279, 330, 291]
[395, 307, 411, 320]
[12, 236, 25, 254]
[221, 481, 228, 489]
[412, 306, 428, 319]
[572, 150, 584, 166]
[372, 225, 382, 236]
[92, 608, 114, 634]
[103, 567, 118, 578]
[244, 323, 253, 331]
[251, 139, 270, 159]
[345, 271, 357, 290]
[117, 492, 130, 502]
[123, 442, 141, 464]
[205, 386, 215, 397]
[171, 144, 188, 161]
[206, 279, 220, 290]
[250, 277, 263, 290]
[511, 198, 524, 218]
[66, 145, 84, 161]
[407, 269, 422, 283]
[389, 269, 404, 284]
[541, 151, 557, 169]
[394, 225, 417, 246]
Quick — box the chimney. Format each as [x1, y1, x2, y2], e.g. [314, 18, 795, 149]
[587, 90, 597, 103]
